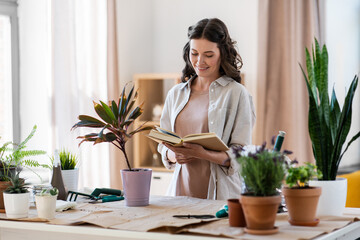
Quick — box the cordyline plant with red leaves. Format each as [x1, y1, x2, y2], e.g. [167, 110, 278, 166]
[72, 84, 153, 171]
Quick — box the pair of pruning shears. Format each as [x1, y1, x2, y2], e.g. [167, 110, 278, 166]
[67, 188, 124, 203]
[89, 195, 124, 203]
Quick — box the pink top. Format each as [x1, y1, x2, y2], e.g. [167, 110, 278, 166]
[174, 89, 211, 199]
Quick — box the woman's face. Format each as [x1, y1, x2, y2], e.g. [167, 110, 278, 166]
[189, 38, 221, 80]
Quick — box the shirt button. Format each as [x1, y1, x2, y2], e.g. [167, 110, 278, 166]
[211, 89, 214, 92]
[210, 121, 214, 124]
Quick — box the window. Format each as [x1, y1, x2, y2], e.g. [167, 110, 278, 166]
[0, 0, 20, 144]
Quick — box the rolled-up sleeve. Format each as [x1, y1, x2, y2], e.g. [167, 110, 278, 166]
[219, 89, 256, 176]
[157, 90, 176, 170]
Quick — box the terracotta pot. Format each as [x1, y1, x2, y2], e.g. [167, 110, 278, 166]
[0, 181, 10, 211]
[121, 168, 152, 207]
[240, 195, 281, 231]
[228, 199, 246, 227]
[282, 186, 321, 226]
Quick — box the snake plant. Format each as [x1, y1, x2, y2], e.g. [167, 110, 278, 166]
[72, 84, 153, 171]
[300, 38, 359, 180]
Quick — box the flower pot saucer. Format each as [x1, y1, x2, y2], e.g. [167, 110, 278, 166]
[244, 226, 278, 235]
[288, 218, 319, 226]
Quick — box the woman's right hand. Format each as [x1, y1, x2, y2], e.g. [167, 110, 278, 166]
[165, 143, 200, 164]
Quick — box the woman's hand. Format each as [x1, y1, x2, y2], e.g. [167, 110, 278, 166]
[164, 142, 205, 164]
[164, 142, 230, 167]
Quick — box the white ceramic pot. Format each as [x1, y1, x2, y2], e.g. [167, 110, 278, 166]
[309, 178, 347, 216]
[61, 168, 79, 192]
[3, 192, 30, 218]
[121, 168, 152, 207]
[35, 195, 58, 219]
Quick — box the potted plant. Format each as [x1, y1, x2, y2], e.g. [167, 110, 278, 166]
[300, 38, 359, 216]
[282, 162, 322, 226]
[72, 84, 153, 206]
[35, 187, 58, 219]
[0, 125, 47, 211]
[3, 171, 30, 218]
[49, 149, 79, 191]
[234, 143, 287, 235]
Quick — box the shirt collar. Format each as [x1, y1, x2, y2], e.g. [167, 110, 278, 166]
[180, 75, 233, 90]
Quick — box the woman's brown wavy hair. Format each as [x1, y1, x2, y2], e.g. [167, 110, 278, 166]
[181, 18, 243, 83]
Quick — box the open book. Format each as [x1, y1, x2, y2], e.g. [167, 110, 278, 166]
[146, 126, 229, 151]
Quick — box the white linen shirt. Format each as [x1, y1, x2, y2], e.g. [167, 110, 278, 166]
[157, 75, 256, 200]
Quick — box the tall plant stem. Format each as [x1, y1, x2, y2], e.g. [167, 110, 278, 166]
[122, 145, 132, 171]
[111, 142, 132, 171]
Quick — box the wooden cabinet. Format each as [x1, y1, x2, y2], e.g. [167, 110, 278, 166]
[133, 73, 180, 172]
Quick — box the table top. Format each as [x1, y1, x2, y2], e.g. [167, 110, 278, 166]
[0, 196, 359, 240]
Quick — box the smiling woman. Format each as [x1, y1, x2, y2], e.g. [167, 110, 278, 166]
[158, 18, 256, 200]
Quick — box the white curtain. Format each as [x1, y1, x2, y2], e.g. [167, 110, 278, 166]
[52, 0, 110, 188]
[18, 0, 111, 188]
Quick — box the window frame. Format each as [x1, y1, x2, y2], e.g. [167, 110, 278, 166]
[0, 0, 20, 144]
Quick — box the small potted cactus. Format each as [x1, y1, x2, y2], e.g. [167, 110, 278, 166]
[35, 187, 59, 219]
[3, 172, 30, 218]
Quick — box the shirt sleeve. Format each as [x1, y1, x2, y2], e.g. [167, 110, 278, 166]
[220, 90, 256, 176]
[157, 89, 176, 170]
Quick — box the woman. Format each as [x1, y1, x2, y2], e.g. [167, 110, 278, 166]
[158, 18, 255, 200]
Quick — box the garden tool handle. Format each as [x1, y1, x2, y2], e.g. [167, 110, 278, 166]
[102, 195, 124, 203]
[91, 188, 123, 197]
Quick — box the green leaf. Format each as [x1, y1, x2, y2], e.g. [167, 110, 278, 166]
[93, 101, 114, 124]
[339, 131, 360, 163]
[330, 75, 358, 178]
[305, 48, 317, 103]
[121, 86, 134, 118]
[329, 88, 340, 143]
[111, 100, 119, 121]
[100, 101, 116, 124]
[78, 115, 105, 124]
[118, 86, 127, 120]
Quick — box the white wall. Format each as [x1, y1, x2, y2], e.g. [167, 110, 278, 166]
[325, 0, 360, 168]
[117, 0, 154, 88]
[117, 0, 259, 97]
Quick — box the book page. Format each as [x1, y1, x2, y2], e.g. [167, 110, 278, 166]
[155, 126, 180, 139]
[148, 130, 182, 145]
[183, 132, 216, 139]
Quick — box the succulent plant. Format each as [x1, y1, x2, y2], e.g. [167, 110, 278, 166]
[5, 172, 29, 194]
[38, 187, 59, 196]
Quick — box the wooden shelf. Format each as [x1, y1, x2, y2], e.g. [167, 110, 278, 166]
[133, 73, 180, 172]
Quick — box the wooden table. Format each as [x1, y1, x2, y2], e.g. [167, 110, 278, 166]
[0, 196, 359, 240]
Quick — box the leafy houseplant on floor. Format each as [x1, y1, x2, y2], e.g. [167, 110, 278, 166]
[234, 143, 287, 235]
[282, 162, 322, 226]
[35, 187, 58, 219]
[0, 125, 47, 211]
[300, 38, 359, 216]
[72, 84, 153, 206]
[3, 172, 30, 218]
[50, 149, 79, 192]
